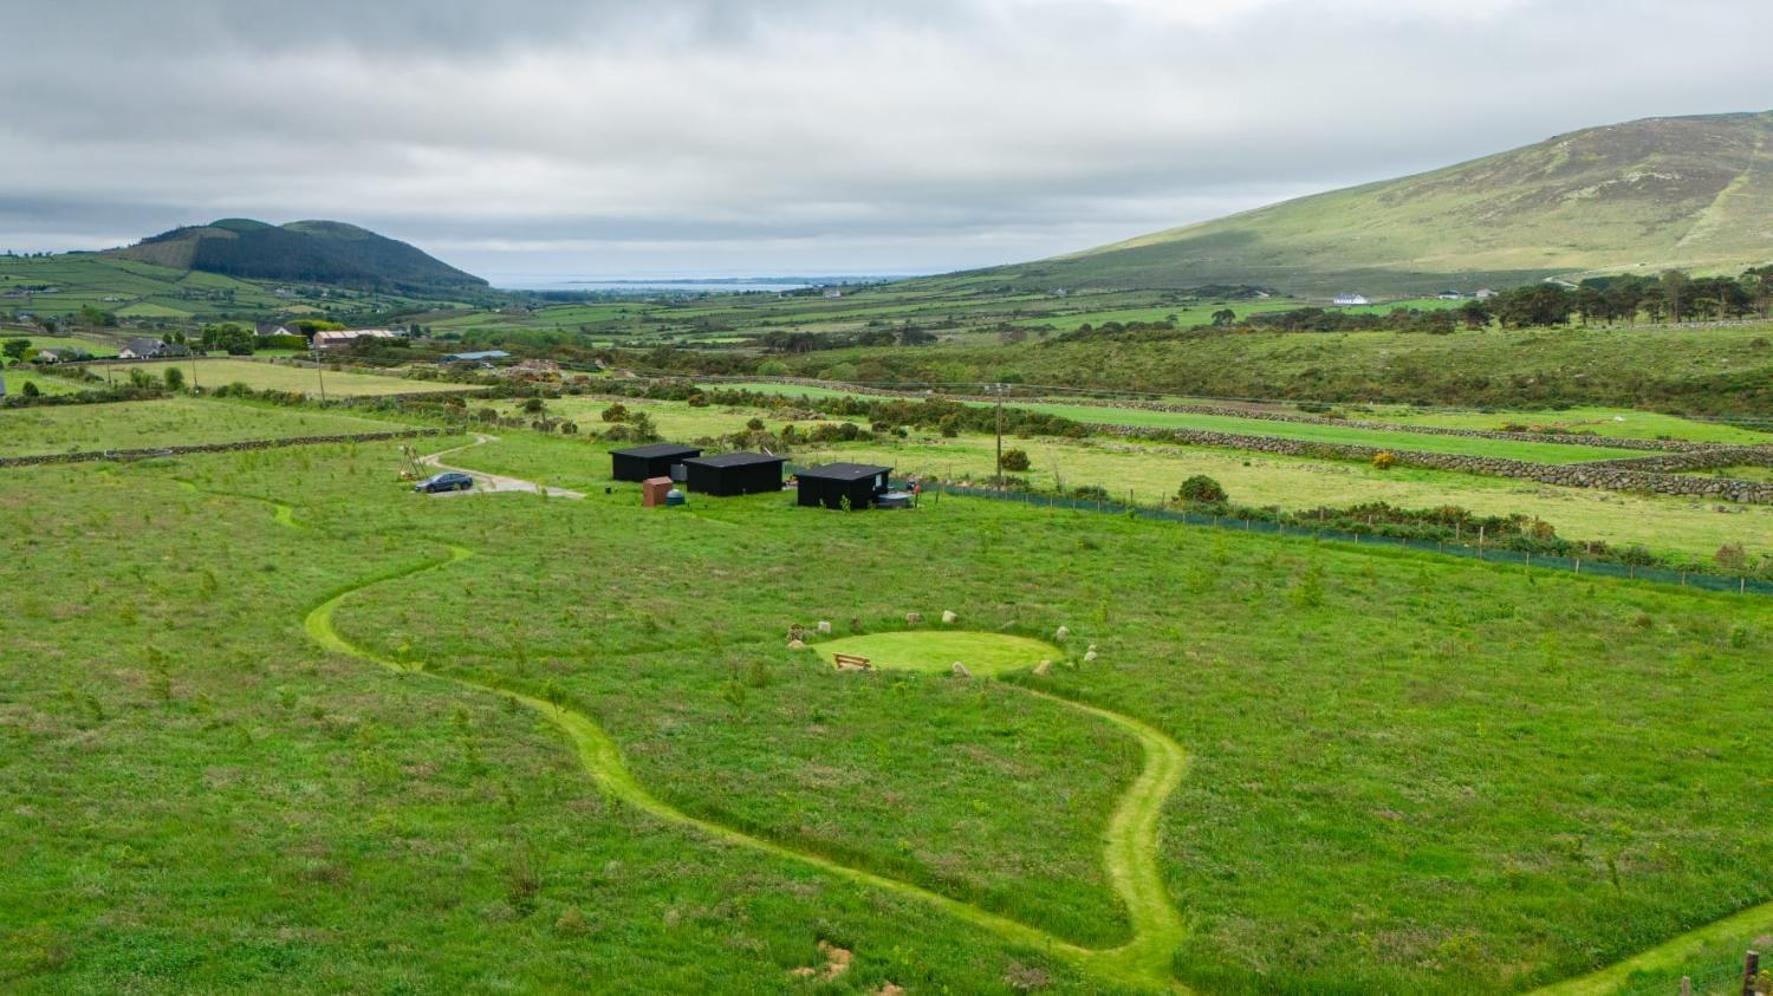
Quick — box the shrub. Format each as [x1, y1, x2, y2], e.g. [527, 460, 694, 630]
[21, 380, 41, 398]
[520, 397, 546, 414]
[600, 402, 628, 423]
[999, 448, 1031, 472]
[163, 367, 185, 391]
[1715, 542, 1748, 572]
[1371, 450, 1398, 470]
[1177, 475, 1228, 504]
[687, 392, 708, 407]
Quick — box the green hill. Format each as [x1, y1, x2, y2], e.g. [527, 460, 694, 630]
[973, 110, 1773, 297]
[106, 218, 487, 294]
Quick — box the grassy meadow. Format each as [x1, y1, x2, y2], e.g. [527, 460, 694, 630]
[3, 414, 1771, 992]
[109, 358, 467, 397]
[0, 398, 409, 457]
[3, 370, 82, 398]
[481, 394, 1773, 564]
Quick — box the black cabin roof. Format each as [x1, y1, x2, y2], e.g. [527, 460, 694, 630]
[611, 443, 701, 459]
[684, 451, 787, 468]
[798, 462, 892, 482]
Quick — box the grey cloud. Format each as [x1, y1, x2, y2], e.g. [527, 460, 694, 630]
[3, 0, 1772, 280]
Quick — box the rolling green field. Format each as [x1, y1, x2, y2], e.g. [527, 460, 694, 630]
[1371, 406, 1773, 446]
[712, 382, 1769, 447]
[764, 323, 1773, 414]
[112, 359, 467, 397]
[0, 397, 408, 457]
[471, 395, 1773, 564]
[6, 415, 1771, 993]
[2, 334, 120, 358]
[3, 370, 82, 397]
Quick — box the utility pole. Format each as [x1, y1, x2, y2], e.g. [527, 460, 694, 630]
[313, 345, 326, 404]
[985, 382, 1009, 487]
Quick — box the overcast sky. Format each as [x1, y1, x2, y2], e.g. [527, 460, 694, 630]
[3, 0, 1772, 284]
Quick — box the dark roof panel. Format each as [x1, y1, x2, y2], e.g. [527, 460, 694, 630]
[798, 462, 892, 481]
[684, 451, 787, 468]
[611, 443, 701, 459]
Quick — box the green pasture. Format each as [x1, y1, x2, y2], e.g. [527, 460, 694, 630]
[1371, 405, 1773, 446]
[3, 370, 82, 397]
[114, 358, 465, 397]
[0, 397, 406, 457]
[3, 401, 1772, 992]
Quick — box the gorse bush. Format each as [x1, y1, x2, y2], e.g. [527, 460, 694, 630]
[1000, 448, 1031, 472]
[1177, 475, 1228, 505]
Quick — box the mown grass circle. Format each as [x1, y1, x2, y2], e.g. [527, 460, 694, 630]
[814, 630, 1059, 677]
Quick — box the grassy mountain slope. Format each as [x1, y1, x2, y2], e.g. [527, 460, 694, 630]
[107, 218, 487, 294]
[974, 111, 1773, 296]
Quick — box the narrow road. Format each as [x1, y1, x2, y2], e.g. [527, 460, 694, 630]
[419, 434, 584, 498]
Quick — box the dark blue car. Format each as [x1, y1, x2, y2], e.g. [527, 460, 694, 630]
[414, 471, 474, 493]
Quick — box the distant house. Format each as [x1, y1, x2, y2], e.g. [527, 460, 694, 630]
[1332, 293, 1370, 307]
[33, 347, 91, 364]
[1436, 290, 1464, 301]
[439, 350, 510, 366]
[1474, 288, 1497, 300]
[501, 358, 560, 379]
[822, 287, 843, 299]
[117, 338, 190, 360]
[313, 328, 401, 349]
[256, 323, 293, 337]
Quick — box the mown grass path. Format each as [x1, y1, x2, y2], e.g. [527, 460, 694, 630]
[301, 542, 1193, 991]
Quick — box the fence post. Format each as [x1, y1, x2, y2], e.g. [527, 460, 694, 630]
[1680, 975, 1689, 996]
[1574, 559, 1581, 574]
[1741, 950, 1758, 996]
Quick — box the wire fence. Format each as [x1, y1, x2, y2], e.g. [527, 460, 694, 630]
[1611, 950, 1766, 996]
[927, 483, 1773, 597]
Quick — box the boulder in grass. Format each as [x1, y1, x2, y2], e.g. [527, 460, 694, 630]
[816, 620, 832, 634]
[1083, 650, 1098, 663]
[906, 611, 923, 625]
[1033, 660, 1052, 676]
[951, 662, 971, 678]
[787, 639, 807, 650]
[941, 610, 958, 624]
[1055, 625, 1070, 641]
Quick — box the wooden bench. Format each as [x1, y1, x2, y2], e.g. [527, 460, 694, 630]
[832, 653, 873, 672]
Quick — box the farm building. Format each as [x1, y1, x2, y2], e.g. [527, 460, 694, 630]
[610, 443, 702, 482]
[117, 338, 191, 360]
[313, 329, 402, 350]
[33, 347, 90, 364]
[796, 463, 893, 510]
[1331, 293, 1370, 306]
[439, 350, 510, 366]
[681, 452, 787, 497]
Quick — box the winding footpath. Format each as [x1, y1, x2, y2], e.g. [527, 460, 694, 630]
[204, 440, 1767, 994]
[303, 541, 1192, 991]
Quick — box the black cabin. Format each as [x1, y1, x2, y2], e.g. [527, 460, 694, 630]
[610, 443, 702, 482]
[681, 452, 787, 497]
[797, 462, 893, 510]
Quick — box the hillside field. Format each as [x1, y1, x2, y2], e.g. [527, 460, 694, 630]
[106, 359, 471, 397]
